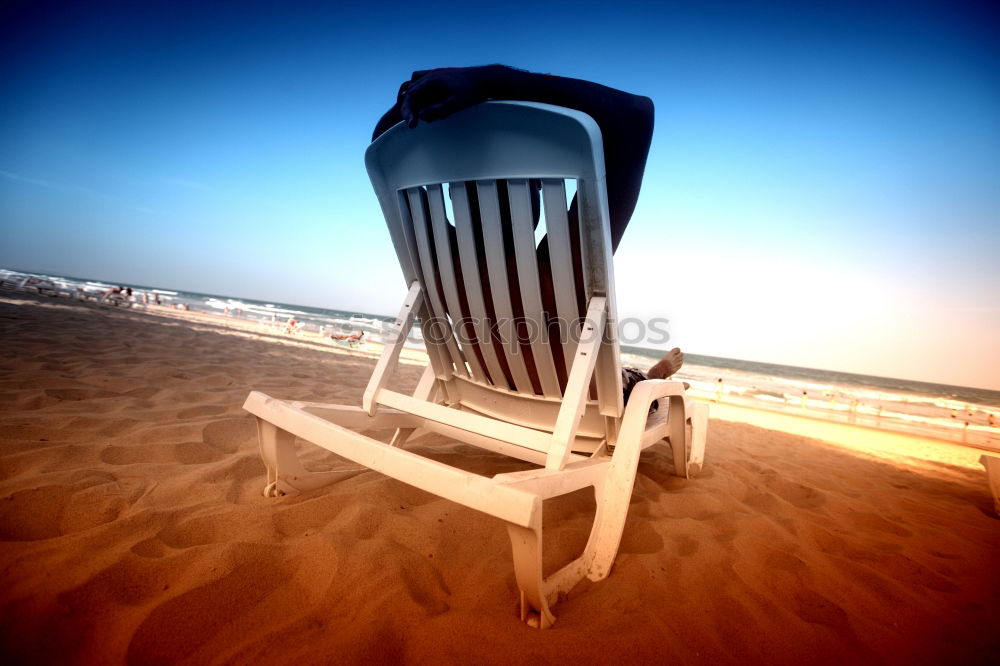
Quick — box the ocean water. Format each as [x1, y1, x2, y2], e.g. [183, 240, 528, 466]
[4, 267, 998, 449]
[0, 268, 399, 340]
[620, 346, 1000, 449]
[622, 346, 1000, 407]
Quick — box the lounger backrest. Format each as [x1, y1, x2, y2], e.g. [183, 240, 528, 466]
[366, 102, 623, 440]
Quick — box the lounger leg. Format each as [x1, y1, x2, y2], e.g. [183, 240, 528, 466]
[506, 517, 556, 629]
[585, 456, 641, 582]
[256, 418, 363, 497]
[663, 397, 694, 479]
[666, 400, 708, 479]
[258, 419, 293, 497]
[585, 395, 685, 580]
[687, 402, 709, 477]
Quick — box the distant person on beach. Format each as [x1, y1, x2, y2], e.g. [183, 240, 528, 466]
[329, 330, 365, 348]
[103, 285, 127, 306]
[374, 65, 684, 400]
[329, 330, 364, 342]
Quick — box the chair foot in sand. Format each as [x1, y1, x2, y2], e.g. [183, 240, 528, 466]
[256, 402, 420, 496]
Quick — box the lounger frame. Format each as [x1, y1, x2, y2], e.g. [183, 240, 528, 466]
[244, 102, 708, 627]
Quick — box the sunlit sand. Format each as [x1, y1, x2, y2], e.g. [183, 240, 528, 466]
[1, 292, 998, 663]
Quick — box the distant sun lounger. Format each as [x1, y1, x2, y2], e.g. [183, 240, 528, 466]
[243, 102, 708, 627]
[8, 276, 77, 299]
[981, 455, 1000, 515]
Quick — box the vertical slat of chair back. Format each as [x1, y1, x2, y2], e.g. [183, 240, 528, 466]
[473, 181, 535, 393]
[395, 191, 455, 383]
[366, 101, 624, 428]
[425, 184, 490, 383]
[506, 179, 561, 398]
[450, 182, 521, 390]
[540, 179, 584, 374]
[406, 188, 469, 378]
[576, 178, 624, 426]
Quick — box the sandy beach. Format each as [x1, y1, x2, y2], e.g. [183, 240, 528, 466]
[1, 291, 998, 665]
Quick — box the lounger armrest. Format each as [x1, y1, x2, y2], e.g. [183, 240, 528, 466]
[626, 379, 687, 409]
[616, 380, 688, 454]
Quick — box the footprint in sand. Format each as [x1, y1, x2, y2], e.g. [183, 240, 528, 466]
[270, 496, 344, 538]
[155, 511, 265, 549]
[793, 590, 850, 629]
[60, 551, 189, 607]
[710, 515, 740, 543]
[192, 373, 238, 389]
[846, 509, 913, 538]
[12, 392, 59, 410]
[397, 553, 451, 616]
[96, 418, 142, 437]
[669, 532, 700, 557]
[764, 473, 827, 510]
[125, 545, 294, 665]
[171, 390, 215, 403]
[617, 519, 664, 554]
[741, 489, 780, 512]
[880, 553, 960, 593]
[131, 537, 168, 558]
[0, 473, 150, 541]
[201, 418, 256, 454]
[177, 405, 228, 419]
[0, 485, 71, 541]
[809, 525, 851, 555]
[44, 387, 119, 401]
[195, 454, 262, 484]
[836, 559, 908, 604]
[193, 454, 267, 503]
[100, 441, 224, 465]
[125, 386, 162, 400]
[347, 504, 385, 541]
[763, 548, 807, 574]
[0, 390, 23, 405]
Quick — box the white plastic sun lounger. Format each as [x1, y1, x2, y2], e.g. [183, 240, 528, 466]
[243, 101, 708, 627]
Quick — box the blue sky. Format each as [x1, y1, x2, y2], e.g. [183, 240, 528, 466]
[2, 1, 998, 389]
